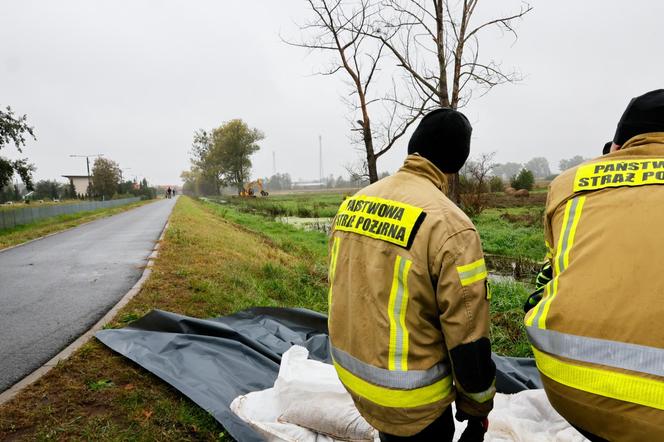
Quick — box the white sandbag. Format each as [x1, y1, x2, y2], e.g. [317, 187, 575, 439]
[486, 390, 587, 441]
[279, 402, 374, 441]
[231, 346, 377, 442]
[274, 346, 374, 441]
[231, 345, 588, 442]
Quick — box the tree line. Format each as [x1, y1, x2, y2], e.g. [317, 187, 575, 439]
[1, 105, 158, 204]
[181, 119, 264, 196]
[180, 117, 391, 196]
[491, 155, 587, 181]
[1, 156, 158, 204]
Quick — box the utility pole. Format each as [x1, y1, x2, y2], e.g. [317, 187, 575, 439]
[69, 154, 103, 199]
[272, 151, 276, 176]
[319, 135, 324, 186]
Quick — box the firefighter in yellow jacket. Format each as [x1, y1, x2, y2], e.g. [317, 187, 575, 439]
[328, 108, 496, 441]
[525, 89, 664, 441]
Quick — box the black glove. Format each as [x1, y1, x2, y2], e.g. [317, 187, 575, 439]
[456, 410, 488, 442]
[459, 418, 488, 441]
[524, 287, 544, 313]
[525, 262, 553, 312]
[534, 262, 553, 289]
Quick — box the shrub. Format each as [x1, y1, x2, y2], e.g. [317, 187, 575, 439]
[489, 176, 504, 192]
[458, 174, 473, 194]
[510, 169, 534, 191]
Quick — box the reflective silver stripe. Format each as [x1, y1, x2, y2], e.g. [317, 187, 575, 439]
[462, 382, 496, 404]
[458, 263, 487, 281]
[392, 256, 408, 371]
[331, 346, 450, 390]
[527, 326, 664, 378]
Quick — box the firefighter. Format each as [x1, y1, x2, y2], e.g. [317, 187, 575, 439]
[525, 89, 664, 441]
[328, 108, 496, 441]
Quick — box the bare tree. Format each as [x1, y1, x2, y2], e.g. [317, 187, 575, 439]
[287, 0, 426, 183]
[459, 151, 495, 216]
[344, 159, 371, 187]
[368, 0, 532, 201]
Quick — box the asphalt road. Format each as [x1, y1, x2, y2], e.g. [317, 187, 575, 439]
[0, 197, 177, 392]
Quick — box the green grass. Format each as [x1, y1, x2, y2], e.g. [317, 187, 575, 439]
[489, 280, 532, 357]
[214, 192, 547, 262]
[211, 192, 346, 219]
[0, 200, 152, 250]
[203, 199, 329, 263]
[472, 206, 546, 261]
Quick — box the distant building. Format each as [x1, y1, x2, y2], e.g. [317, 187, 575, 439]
[62, 175, 90, 197]
[292, 181, 325, 189]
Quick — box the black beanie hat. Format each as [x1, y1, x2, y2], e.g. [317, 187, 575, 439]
[408, 108, 472, 174]
[613, 89, 664, 145]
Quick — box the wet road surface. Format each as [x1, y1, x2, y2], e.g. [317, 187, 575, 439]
[0, 197, 176, 392]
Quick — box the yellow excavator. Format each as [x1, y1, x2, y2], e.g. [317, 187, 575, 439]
[240, 179, 269, 197]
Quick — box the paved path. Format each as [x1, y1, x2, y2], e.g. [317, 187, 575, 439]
[0, 197, 176, 392]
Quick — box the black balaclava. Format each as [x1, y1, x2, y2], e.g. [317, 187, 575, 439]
[613, 89, 664, 146]
[407, 108, 472, 174]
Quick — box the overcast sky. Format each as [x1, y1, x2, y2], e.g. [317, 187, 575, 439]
[2, 1, 664, 186]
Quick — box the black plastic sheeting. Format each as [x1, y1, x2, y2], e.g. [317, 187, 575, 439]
[96, 307, 542, 442]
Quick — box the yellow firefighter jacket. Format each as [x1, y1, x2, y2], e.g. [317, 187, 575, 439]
[526, 133, 664, 440]
[328, 154, 496, 436]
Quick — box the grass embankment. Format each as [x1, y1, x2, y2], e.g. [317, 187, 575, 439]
[0, 196, 532, 440]
[0, 200, 153, 251]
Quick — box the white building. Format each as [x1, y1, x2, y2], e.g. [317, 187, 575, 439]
[62, 175, 90, 197]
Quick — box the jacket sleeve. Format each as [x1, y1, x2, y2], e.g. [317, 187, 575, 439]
[435, 228, 496, 418]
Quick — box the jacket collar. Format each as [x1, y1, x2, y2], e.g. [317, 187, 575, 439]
[621, 132, 664, 150]
[398, 154, 448, 191]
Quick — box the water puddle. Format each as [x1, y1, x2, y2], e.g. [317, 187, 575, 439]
[486, 254, 540, 285]
[277, 216, 333, 234]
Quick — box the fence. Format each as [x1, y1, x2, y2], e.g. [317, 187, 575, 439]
[0, 197, 141, 230]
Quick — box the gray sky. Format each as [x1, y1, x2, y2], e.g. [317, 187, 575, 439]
[2, 1, 664, 186]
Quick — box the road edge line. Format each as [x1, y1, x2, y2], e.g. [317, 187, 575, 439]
[0, 217, 171, 407]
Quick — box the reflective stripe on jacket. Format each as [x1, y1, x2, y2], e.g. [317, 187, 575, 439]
[328, 154, 495, 436]
[526, 133, 664, 441]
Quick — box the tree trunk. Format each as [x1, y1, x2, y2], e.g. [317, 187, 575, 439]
[434, 0, 450, 108]
[364, 119, 379, 183]
[447, 173, 460, 204]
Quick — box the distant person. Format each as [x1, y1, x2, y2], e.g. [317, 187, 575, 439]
[172, 188, 176, 196]
[328, 108, 495, 441]
[524, 89, 664, 440]
[167, 187, 172, 199]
